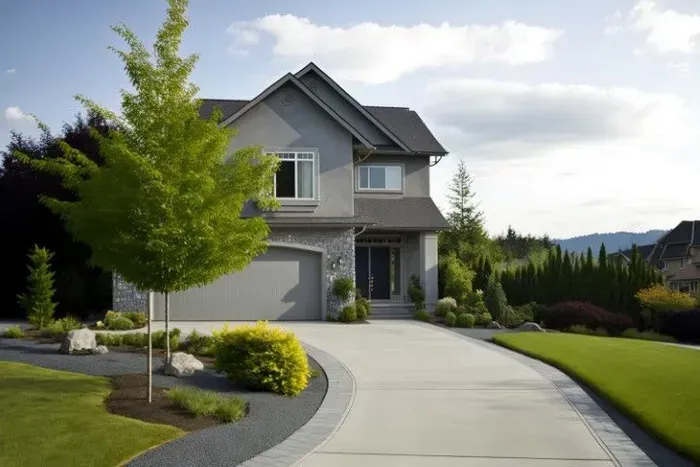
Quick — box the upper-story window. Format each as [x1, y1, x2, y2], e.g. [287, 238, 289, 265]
[269, 151, 316, 199]
[357, 165, 402, 191]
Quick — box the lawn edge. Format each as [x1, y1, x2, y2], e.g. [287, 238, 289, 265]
[492, 334, 699, 464]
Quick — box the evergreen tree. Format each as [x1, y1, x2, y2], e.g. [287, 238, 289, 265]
[485, 279, 509, 322]
[439, 158, 490, 265]
[18, 245, 57, 329]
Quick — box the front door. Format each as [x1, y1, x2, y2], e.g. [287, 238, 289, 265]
[370, 247, 391, 299]
[355, 245, 396, 300]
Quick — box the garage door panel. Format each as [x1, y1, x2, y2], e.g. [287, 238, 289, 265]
[153, 247, 321, 321]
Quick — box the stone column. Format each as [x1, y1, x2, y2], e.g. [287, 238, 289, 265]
[419, 232, 439, 312]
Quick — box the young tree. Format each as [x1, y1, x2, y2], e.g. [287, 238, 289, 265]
[17, 245, 58, 329]
[17, 0, 279, 401]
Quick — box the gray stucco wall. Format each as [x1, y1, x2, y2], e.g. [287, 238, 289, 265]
[228, 82, 355, 218]
[112, 227, 355, 319]
[300, 70, 394, 146]
[420, 232, 439, 311]
[354, 154, 431, 198]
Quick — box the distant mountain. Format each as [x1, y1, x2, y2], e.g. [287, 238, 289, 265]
[555, 230, 667, 255]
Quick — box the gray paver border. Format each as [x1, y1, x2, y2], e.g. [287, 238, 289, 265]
[417, 322, 658, 467]
[238, 342, 356, 467]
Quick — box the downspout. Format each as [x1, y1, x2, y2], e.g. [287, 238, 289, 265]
[353, 225, 368, 237]
[354, 147, 376, 165]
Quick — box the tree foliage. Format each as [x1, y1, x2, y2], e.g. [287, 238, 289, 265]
[0, 113, 112, 319]
[18, 245, 58, 329]
[484, 280, 509, 322]
[635, 284, 696, 313]
[497, 243, 663, 322]
[15, 0, 279, 295]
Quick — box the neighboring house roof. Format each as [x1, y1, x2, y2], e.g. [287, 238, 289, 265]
[611, 243, 656, 262]
[199, 63, 447, 155]
[354, 197, 450, 230]
[661, 243, 689, 259]
[658, 220, 699, 244]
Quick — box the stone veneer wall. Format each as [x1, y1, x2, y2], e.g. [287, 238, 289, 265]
[112, 274, 148, 312]
[112, 227, 355, 318]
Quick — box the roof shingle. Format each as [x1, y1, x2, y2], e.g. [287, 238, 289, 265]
[354, 197, 449, 230]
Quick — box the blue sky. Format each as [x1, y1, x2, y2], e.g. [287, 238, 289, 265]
[2, 0, 699, 237]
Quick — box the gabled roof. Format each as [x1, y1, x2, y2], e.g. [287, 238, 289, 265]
[661, 243, 689, 259]
[658, 220, 700, 244]
[295, 62, 413, 153]
[199, 63, 448, 155]
[354, 197, 449, 230]
[365, 106, 447, 154]
[611, 243, 656, 262]
[217, 73, 374, 149]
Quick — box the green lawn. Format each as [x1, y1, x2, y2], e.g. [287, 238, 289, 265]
[493, 333, 700, 463]
[0, 362, 183, 467]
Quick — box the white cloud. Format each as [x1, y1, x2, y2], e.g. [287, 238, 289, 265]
[5, 68, 16, 74]
[423, 79, 698, 236]
[615, 1, 700, 55]
[667, 60, 691, 77]
[4, 106, 32, 121]
[424, 79, 688, 151]
[227, 15, 563, 83]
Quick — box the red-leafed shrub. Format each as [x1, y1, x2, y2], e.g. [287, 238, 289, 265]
[542, 301, 633, 336]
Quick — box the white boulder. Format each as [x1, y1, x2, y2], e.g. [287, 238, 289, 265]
[517, 322, 546, 332]
[59, 328, 96, 354]
[164, 352, 204, 377]
[487, 321, 503, 329]
[91, 345, 109, 355]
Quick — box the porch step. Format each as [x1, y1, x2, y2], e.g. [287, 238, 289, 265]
[369, 303, 414, 319]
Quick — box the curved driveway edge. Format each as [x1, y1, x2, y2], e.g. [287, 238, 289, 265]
[239, 342, 356, 467]
[428, 324, 658, 467]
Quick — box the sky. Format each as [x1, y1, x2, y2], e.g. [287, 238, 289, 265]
[1, 0, 699, 238]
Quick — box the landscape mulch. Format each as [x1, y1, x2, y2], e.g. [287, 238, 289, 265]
[106, 373, 231, 432]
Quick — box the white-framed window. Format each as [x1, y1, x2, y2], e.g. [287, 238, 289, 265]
[357, 165, 402, 191]
[662, 260, 669, 271]
[268, 151, 316, 199]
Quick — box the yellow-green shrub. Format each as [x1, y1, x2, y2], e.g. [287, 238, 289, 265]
[212, 322, 310, 396]
[635, 285, 695, 313]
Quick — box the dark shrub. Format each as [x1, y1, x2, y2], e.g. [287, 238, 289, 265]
[356, 297, 371, 316]
[332, 277, 354, 301]
[413, 309, 432, 322]
[355, 302, 368, 320]
[408, 275, 425, 310]
[121, 311, 147, 328]
[445, 311, 457, 327]
[661, 309, 700, 343]
[108, 316, 134, 330]
[339, 304, 357, 323]
[185, 330, 216, 357]
[542, 301, 633, 335]
[456, 313, 476, 328]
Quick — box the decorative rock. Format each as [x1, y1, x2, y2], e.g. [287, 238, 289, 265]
[59, 328, 97, 354]
[91, 345, 109, 355]
[488, 321, 503, 329]
[517, 322, 546, 332]
[164, 352, 204, 377]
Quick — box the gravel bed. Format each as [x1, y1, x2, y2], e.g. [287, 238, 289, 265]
[0, 338, 328, 466]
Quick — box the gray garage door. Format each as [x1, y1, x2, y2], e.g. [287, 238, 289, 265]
[153, 247, 322, 321]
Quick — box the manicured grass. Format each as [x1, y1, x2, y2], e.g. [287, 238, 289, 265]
[0, 361, 183, 467]
[167, 387, 246, 423]
[493, 333, 700, 463]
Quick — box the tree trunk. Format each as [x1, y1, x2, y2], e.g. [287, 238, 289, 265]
[147, 291, 153, 404]
[165, 291, 171, 364]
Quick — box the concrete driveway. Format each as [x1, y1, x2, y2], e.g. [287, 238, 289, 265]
[156, 320, 619, 466]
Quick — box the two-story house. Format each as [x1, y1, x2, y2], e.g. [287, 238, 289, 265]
[113, 63, 449, 320]
[612, 220, 700, 294]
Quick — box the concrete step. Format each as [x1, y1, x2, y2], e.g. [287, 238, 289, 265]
[369, 303, 413, 319]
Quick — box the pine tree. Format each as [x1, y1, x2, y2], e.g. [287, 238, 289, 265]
[440, 158, 489, 265]
[17, 245, 57, 329]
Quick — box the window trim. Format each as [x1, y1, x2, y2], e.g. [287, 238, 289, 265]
[267, 149, 319, 201]
[355, 164, 404, 192]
